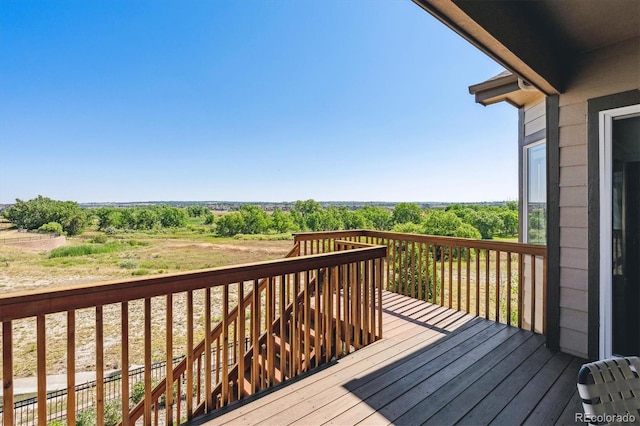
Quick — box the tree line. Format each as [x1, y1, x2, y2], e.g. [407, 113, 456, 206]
[2, 197, 518, 240]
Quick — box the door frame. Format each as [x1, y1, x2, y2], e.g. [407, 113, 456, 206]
[598, 104, 640, 358]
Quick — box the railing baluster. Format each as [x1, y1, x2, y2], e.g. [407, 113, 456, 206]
[37, 315, 46, 424]
[121, 302, 129, 426]
[531, 255, 536, 333]
[466, 249, 471, 314]
[67, 311, 76, 426]
[204, 288, 212, 409]
[304, 271, 311, 372]
[440, 246, 445, 306]
[279, 275, 286, 380]
[144, 299, 152, 426]
[96, 306, 105, 426]
[518, 253, 524, 329]
[166, 294, 173, 425]
[186, 291, 193, 419]
[363, 262, 370, 346]
[3, 321, 14, 426]
[252, 279, 260, 393]
[496, 251, 501, 323]
[543, 254, 548, 335]
[369, 260, 376, 344]
[238, 281, 245, 400]
[267, 277, 275, 385]
[343, 264, 351, 356]
[507, 253, 512, 326]
[325, 267, 332, 363]
[222, 285, 229, 405]
[334, 266, 341, 360]
[387, 239, 393, 293]
[485, 250, 490, 319]
[314, 269, 322, 359]
[448, 245, 453, 309]
[432, 243, 437, 304]
[457, 249, 462, 311]
[411, 241, 417, 299]
[417, 242, 423, 301]
[475, 248, 481, 316]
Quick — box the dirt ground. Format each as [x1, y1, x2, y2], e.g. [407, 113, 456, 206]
[0, 233, 293, 377]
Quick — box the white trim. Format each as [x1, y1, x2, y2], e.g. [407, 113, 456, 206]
[598, 104, 640, 359]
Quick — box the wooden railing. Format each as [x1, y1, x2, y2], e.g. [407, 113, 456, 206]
[295, 230, 547, 334]
[0, 243, 386, 425]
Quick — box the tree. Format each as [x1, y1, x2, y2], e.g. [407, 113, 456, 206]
[423, 209, 481, 239]
[306, 208, 343, 231]
[158, 206, 188, 228]
[271, 209, 298, 233]
[2, 196, 88, 236]
[360, 206, 392, 230]
[186, 205, 209, 217]
[216, 212, 245, 236]
[341, 208, 373, 230]
[293, 199, 321, 217]
[470, 210, 504, 239]
[239, 205, 271, 234]
[134, 208, 158, 230]
[291, 199, 323, 231]
[96, 208, 123, 230]
[500, 209, 519, 236]
[203, 213, 215, 225]
[392, 203, 423, 225]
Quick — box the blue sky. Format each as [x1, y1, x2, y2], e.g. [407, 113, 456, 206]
[0, 0, 517, 204]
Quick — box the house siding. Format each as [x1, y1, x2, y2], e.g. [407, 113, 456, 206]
[524, 98, 545, 130]
[557, 37, 640, 358]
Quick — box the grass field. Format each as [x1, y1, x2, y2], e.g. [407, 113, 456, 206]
[0, 222, 293, 377]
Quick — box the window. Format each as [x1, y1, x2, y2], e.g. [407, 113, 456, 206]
[524, 141, 546, 244]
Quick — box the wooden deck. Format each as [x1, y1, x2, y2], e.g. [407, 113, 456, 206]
[194, 291, 585, 426]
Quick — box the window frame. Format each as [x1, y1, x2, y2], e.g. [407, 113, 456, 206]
[523, 139, 547, 245]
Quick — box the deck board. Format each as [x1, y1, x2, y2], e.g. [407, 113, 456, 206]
[194, 291, 585, 426]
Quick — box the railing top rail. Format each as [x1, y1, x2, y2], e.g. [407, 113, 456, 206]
[295, 229, 547, 257]
[293, 230, 366, 241]
[0, 245, 386, 322]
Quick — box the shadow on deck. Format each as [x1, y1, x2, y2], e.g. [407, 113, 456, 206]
[194, 291, 585, 425]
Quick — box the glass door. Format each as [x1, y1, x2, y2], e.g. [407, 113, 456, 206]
[599, 105, 640, 358]
[611, 115, 640, 356]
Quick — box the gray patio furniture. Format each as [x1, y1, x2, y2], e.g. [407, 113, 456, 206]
[577, 356, 640, 425]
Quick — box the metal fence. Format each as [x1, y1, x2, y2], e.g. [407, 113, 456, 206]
[1, 339, 251, 425]
[3, 356, 184, 425]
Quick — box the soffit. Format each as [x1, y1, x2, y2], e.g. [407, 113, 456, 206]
[413, 0, 640, 95]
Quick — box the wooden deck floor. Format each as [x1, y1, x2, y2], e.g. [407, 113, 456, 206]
[194, 291, 585, 426]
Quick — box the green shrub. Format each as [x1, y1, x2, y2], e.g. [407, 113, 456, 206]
[90, 235, 108, 244]
[119, 259, 139, 269]
[38, 221, 63, 235]
[76, 407, 97, 426]
[103, 399, 122, 426]
[132, 380, 146, 404]
[49, 243, 120, 258]
[132, 269, 150, 276]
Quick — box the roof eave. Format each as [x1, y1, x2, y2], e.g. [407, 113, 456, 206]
[412, 0, 563, 95]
